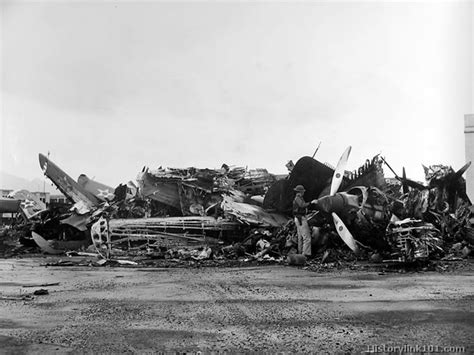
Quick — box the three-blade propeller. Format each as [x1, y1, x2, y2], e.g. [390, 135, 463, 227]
[329, 146, 359, 253]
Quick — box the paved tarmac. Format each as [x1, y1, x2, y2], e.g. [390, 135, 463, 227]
[0, 257, 472, 354]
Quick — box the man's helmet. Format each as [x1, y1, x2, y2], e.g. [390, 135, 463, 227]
[294, 185, 306, 193]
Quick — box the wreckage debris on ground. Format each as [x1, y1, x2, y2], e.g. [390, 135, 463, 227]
[0, 149, 473, 270]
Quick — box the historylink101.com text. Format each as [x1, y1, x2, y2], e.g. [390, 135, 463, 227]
[366, 344, 466, 353]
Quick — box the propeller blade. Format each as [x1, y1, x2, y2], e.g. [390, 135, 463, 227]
[332, 212, 359, 253]
[454, 161, 471, 179]
[402, 167, 409, 194]
[330, 146, 351, 196]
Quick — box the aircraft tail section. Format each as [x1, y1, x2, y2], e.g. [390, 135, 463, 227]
[77, 174, 115, 201]
[39, 153, 100, 209]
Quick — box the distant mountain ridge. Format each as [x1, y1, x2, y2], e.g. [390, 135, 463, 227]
[0, 171, 61, 194]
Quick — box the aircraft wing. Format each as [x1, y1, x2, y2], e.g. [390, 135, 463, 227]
[8, 190, 47, 219]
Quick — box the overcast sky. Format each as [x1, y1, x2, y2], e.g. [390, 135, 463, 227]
[1, 1, 472, 187]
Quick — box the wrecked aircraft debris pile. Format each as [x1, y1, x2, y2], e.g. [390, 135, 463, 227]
[0, 149, 472, 268]
[90, 215, 240, 255]
[262, 154, 386, 214]
[385, 219, 443, 262]
[221, 195, 288, 227]
[142, 165, 275, 195]
[136, 164, 276, 217]
[235, 168, 277, 195]
[345, 155, 387, 190]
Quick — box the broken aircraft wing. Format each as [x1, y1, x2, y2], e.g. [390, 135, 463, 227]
[8, 190, 47, 219]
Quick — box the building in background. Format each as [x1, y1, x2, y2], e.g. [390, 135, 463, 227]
[50, 194, 70, 208]
[1, 189, 17, 225]
[1, 189, 51, 204]
[0, 189, 13, 197]
[465, 114, 474, 201]
[31, 191, 50, 205]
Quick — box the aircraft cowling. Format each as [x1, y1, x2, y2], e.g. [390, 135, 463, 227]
[315, 192, 363, 215]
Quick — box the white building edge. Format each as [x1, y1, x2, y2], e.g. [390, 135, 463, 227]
[465, 114, 474, 202]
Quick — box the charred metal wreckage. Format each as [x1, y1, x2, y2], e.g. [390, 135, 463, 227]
[1, 148, 472, 266]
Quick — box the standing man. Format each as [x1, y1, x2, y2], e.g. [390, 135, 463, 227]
[293, 185, 312, 257]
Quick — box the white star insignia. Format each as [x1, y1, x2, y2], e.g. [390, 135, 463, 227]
[21, 199, 35, 209]
[97, 189, 114, 199]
